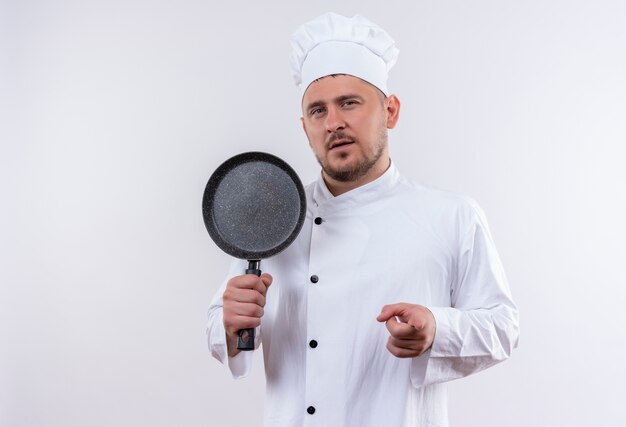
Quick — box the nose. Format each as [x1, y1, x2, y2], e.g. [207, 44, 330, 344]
[325, 106, 345, 133]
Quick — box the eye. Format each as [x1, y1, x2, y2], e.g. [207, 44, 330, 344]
[310, 107, 325, 116]
[342, 99, 359, 108]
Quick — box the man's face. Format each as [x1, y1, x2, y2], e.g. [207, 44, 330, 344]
[301, 75, 400, 190]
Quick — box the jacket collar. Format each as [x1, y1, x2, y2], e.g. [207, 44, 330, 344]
[311, 160, 400, 215]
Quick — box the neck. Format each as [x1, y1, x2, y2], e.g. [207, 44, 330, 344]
[323, 157, 392, 196]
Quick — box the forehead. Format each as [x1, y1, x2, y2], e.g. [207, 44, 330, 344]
[302, 74, 378, 106]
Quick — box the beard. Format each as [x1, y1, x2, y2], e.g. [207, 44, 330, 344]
[316, 127, 388, 183]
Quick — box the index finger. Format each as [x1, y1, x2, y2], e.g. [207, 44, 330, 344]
[228, 274, 270, 296]
[385, 317, 419, 339]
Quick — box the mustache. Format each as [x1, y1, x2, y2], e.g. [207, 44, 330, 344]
[327, 131, 355, 145]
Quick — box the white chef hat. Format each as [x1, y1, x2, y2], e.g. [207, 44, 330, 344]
[289, 12, 399, 97]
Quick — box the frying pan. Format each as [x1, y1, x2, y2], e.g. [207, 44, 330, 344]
[202, 152, 306, 350]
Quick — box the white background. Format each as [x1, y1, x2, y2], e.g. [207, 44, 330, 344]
[2, 0, 625, 426]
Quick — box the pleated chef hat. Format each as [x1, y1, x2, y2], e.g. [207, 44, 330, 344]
[289, 12, 399, 97]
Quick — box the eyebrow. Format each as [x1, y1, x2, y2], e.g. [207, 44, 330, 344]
[305, 100, 325, 113]
[304, 93, 365, 113]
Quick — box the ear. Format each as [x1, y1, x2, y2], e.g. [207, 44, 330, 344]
[385, 95, 401, 129]
[300, 117, 312, 147]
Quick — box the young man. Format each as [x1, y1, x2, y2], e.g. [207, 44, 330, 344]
[207, 13, 519, 426]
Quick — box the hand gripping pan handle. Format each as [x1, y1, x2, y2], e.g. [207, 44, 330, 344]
[202, 152, 306, 351]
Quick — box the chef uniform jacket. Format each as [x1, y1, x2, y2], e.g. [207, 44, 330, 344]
[207, 162, 519, 427]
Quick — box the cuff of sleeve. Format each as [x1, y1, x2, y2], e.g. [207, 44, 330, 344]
[208, 312, 255, 379]
[226, 349, 254, 379]
[427, 306, 456, 357]
[409, 306, 454, 388]
[227, 326, 262, 378]
[409, 348, 431, 388]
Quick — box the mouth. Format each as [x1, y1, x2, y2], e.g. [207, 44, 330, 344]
[329, 140, 355, 151]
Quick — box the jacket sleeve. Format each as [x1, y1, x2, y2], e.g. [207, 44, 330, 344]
[206, 258, 260, 379]
[410, 203, 520, 387]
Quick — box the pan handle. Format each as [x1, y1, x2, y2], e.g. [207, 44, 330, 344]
[237, 260, 261, 351]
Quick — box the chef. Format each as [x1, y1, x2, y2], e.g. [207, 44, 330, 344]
[207, 12, 519, 427]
